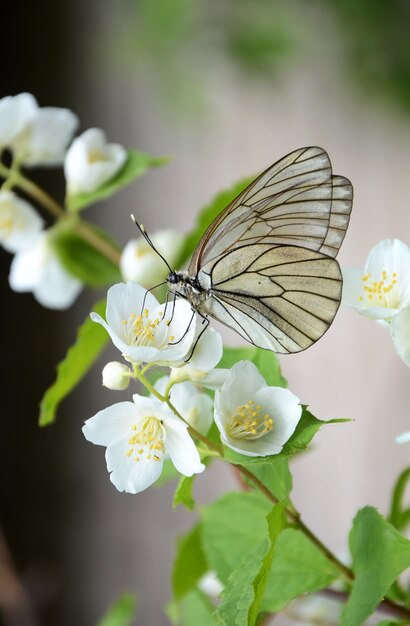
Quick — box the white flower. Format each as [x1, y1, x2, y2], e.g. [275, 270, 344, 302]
[12, 105, 78, 167]
[214, 360, 301, 457]
[198, 572, 223, 598]
[64, 128, 127, 194]
[284, 595, 342, 625]
[343, 239, 410, 324]
[82, 394, 205, 494]
[9, 231, 82, 309]
[155, 376, 213, 435]
[391, 307, 410, 366]
[0, 191, 43, 253]
[120, 230, 184, 288]
[0, 93, 37, 146]
[102, 362, 132, 391]
[396, 431, 410, 444]
[170, 326, 228, 390]
[90, 282, 197, 365]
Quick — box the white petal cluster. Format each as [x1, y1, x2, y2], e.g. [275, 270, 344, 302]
[0, 191, 43, 253]
[120, 229, 184, 288]
[102, 362, 132, 391]
[343, 239, 410, 366]
[0, 93, 78, 166]
[83, 394, 204, 494]
[91, 282, 198, 366]
[64, 128, 127, 194]
[215, 360, 301, 457]
[9, 230, 82, 309]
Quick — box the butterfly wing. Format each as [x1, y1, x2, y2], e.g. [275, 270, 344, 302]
[197, 244, 342, 353]
[188, 147, 352, 275]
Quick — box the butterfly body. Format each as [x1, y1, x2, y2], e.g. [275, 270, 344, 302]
[165, 146, 353, 354]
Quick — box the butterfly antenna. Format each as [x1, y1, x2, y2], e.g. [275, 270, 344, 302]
[130, 214, 173, 273]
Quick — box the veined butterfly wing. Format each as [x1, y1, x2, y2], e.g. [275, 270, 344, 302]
[186, 146, 352, 353]
[197, 244, 342, 353]
[188, 146, 352, 274]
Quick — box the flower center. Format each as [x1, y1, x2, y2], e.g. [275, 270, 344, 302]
[126, 416, 166, 463]
[227, 399, 273, 440]
[122, 308, 174, 348]
[358, 270, 400, 308]
[88, 149, 109, 163]
[0, 202, 25, 238]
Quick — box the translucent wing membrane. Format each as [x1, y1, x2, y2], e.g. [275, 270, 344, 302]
[198, 245, 342, 353]
[188, 147, 353, 274]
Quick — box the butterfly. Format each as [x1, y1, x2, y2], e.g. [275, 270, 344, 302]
[138, 146, 353, 354]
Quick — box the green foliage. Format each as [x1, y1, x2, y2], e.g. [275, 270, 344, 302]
[218, 345, 287, 388]
[261, 528, 340, 612]
[39, 300, 108, 426]
[66, 150, 168, 213]
[216, 502, 286, 626]
[53, 227, 121, 288]
[172, 524, 208, 601]
[388, 467, 410, 531]
[168, 591, 217, 626]
[97, 593, 136, 626]
[201, 492, 340, 616]
[173, 474, 196, 510]
[340, 507, 410, 626]
[201, 492, 271, 583]
[175, 177, 253, 268]
[243, 457, 293, 501]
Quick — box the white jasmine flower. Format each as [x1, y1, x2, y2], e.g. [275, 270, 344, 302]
[82, 394, 205, 494]
[198, 572, 224, 598]
[155, 376, 213, 435]
[120, 230, 184, 288]
[396, 431, 410, 444]
[170, 326, 228, 390]
[214, 360, 301, 457]
[283, 595, 343, 625]
[0, 93, 37, 147]
[391, 307, 410, 366]
[9, 231, 82, 309]
[90, 282, 197, 365]
[64, 128, 127, 194]
[12, 105, 78, 167]
[0, 191, 43, 253]
[102, 362, 132, 391]
[343, 239, 410, 324]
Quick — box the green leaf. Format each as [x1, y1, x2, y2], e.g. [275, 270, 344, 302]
[175, 176, 253, 268]
[201, 492, 271, 583]
[217, 502, 287, 626]
[377, 621, 408, 626]
[172, 524, 208, 601]
[168, 590, 217, 626]
[67, 149, 168, 212]
[261, 528, 340, 612]
[173, 474, 196, 510]
[97, 593, 136, 626]
[53, 227, 121, 288]
[388, 467, 410, 531]
[218, 345, 287, 388]
[341, 506, 410, 626]
[244, 457, 293, 501]
[39, 300, 108, 426]
[201, 492, 340, 615]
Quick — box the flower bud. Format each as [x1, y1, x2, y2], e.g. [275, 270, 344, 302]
[102, 361, 131, 391]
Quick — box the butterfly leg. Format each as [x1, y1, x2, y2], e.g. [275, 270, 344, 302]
[140, 280, 168, 315]
[168, 307, 196, 346]
[183, 313, 210, 362]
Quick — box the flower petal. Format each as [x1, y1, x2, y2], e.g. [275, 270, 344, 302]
[187, 326, 223, 371]
[106, 441, 163, 493]
[164, 418, 205, 476]
[391, 307, 410, 366]
[218, 360, 267, 419]
[0, 93, 37, 145]
[0, 191, 43, 253]
[82, 401, 137, 447]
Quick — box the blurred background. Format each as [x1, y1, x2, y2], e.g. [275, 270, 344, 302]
[1, 0, 410, 624]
